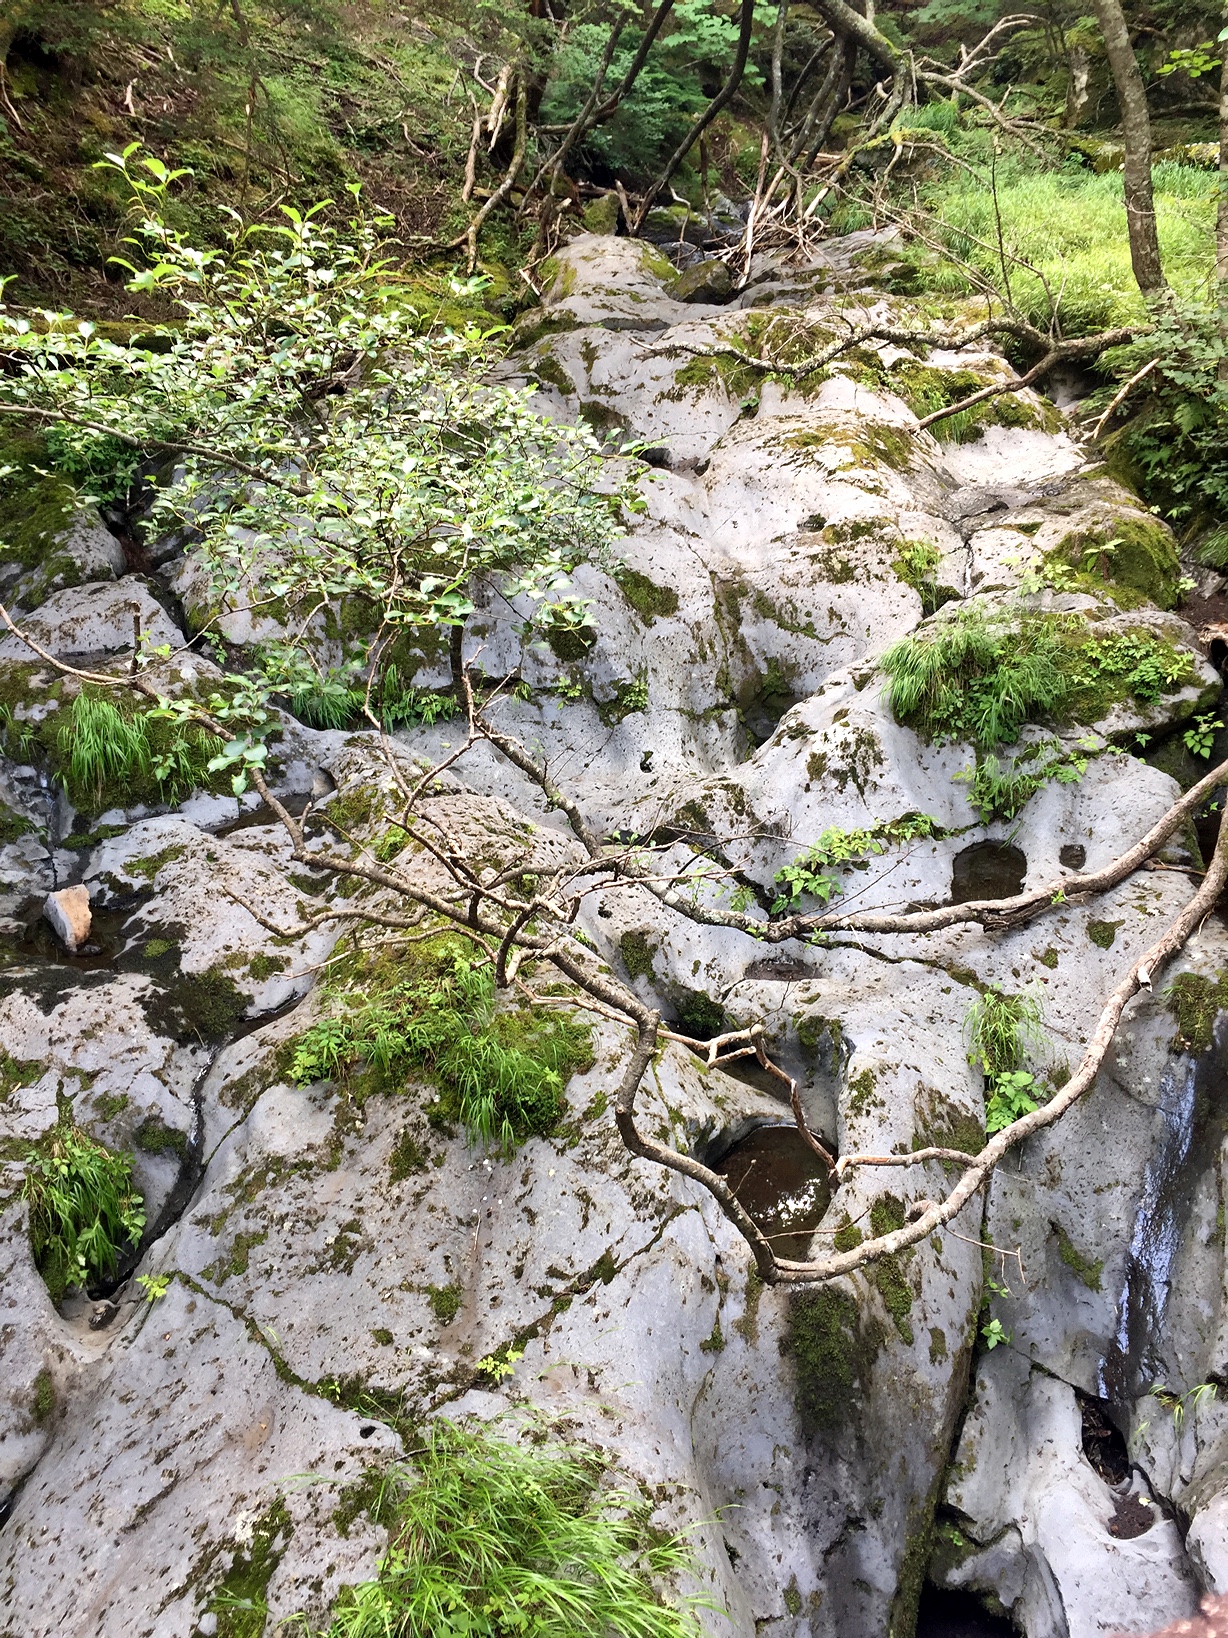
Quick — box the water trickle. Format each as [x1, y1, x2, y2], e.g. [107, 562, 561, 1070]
[1101, 1047, 1209, 1401]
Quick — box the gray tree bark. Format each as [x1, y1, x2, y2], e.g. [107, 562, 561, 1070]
[1091, 0, 1166, 293]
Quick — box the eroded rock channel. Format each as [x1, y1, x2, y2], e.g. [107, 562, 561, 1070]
[3, 229, 1228, 1638]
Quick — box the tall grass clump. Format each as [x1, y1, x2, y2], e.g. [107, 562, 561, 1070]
[55, 692, 224, 810]
[23, 1123, 145, 1300]
[290, 939, 593, 1152]
[326, 1416, 707, 1638]
[966, 986, 1047, 1135]
[881, 607, 1069, 748]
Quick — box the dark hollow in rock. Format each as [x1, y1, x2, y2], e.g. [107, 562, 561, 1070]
[712, 1123, 831, 1261]
[1059, 843, 1087, 871]
[916, 1585, 1018, 1638]
[951, 842, 1027, 904]
[1109, 1492, 1157, 1539]
[1080, 1392, 1130, 1485]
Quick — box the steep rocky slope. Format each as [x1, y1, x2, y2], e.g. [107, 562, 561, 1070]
[1, 227, 1227, 1638]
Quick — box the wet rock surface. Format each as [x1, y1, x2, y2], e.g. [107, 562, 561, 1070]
[0, 229, 1226, 1638]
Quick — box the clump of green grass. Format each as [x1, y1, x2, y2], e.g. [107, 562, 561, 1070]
[882, 606, 1198, 747]
[324, 1416, 707, 1638]
[283, 662, 459, 732]
[956, 739, 1090, 822]
[55, 693, 224, 811]
[966, 986, 1047, 1136]
[291, 938, 593, 1152]
[882, 607, 1069, 747]
[23, 1122, 145, 1301]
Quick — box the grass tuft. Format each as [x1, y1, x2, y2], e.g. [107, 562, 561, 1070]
[324, 1416, 707, 1638]
[23, 1122, 145, 1301]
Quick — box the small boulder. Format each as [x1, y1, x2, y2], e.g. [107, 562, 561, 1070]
[43, 885, 91, 953]
[670, 258, 734, 305]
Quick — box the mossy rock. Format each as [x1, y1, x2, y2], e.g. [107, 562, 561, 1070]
[581, 193, 621, 235]
[1048, 514, 1181, 610]
[786, 1285, 885, 1434]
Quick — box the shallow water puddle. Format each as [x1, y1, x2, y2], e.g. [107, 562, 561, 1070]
[713, 1124, 831, 1261]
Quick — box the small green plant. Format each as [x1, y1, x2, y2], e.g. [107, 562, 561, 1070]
[981, 1317, 1010, 1349]
[136, 1271, 172, 1302]
[956, 740, 1090, 822]
[965, 986, 1041, 1079]
[967, 987, 1046, 1136]
[1185, 713, 1224, 759]
[290, 939, 592, 1153]
[984, 1069, 1041, 1134]
[23, 1123, 145, 1300]
[321, 1415, 707, 1638]
[476, 1345, 525, 1383]
[772, 815, 937, 912]
[1150, 1380, 1218, 1430]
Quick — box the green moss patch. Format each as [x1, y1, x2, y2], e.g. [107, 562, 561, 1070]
[786, 1285, 884, 1434]
[1051, 1220, 1103, 1290]
[1166, 970, 1228, 1054]
[614, 567, 679, 625]
[1046, 515, 1181, 610]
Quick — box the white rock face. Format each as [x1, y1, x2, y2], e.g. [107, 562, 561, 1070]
[0, 229, 1226, 1638]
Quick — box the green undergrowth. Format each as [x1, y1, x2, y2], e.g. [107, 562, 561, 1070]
[882, 606, 1200, 749]
[289, 934, 593, 1152]
[885, 157, 1217, 333]
[323, 1415, 706, 1638]
[22, 1121, 145, 1301]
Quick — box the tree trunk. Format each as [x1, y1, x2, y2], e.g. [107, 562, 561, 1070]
[1218, 42, 1228, 283]
[1091, 0, 1165, 294]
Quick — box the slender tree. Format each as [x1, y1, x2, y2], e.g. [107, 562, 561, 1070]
[1092, 0, 1166, 294]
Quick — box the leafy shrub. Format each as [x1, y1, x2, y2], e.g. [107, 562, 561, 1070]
[1102, 301, 1228, 546]
[772, 816, 937, 912]
[325, 1416, 706, 1637]
[23, 1123, 145, 1300]
[291, 939, 593, 1152]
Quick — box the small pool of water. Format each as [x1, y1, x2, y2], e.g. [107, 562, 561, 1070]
[951, 842, 1026, 904]
[713, 1124, 831, 1261]
[0, 898, 136, 970]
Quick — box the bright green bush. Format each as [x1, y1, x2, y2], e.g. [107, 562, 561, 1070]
[23, 1123, 145, 1300]
[326, 1416, 706, 1638]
